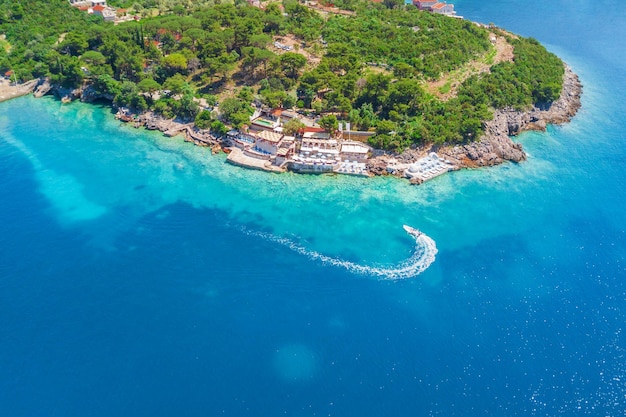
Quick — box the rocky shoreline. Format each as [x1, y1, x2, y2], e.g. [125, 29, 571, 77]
[440, 64, 582, 168]
[367, 64, 583, 176]
[117, 109, 223, 152]
[9, 62, 582, 182]
[26, 79, 224, 153]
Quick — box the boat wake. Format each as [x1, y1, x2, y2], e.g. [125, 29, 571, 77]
[242, 225, 437, 280]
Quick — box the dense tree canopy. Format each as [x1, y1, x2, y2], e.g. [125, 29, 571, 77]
[0, 0, 564, 150]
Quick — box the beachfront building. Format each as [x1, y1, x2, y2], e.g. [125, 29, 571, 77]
[225, 110, 376, 176]
[275, 136, 296, 166]
[299, 135, 339, 157]
[253, 130, 284, 155]
[289, 156, 336, 173]
[289, 128, 340, 173]
[340, 141, 371, 163]
[225, 128, 296, 170]
[227, 130, 256, 150]
[337, 141, 371, 176]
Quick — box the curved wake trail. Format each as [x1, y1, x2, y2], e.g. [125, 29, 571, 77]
[243, 226, 437, 280]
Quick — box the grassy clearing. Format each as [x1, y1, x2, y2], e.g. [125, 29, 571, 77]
[1, 38, 11, 53]
[484, 47, 497, 66]
[438, 82, 451, 95]
[423, 33, 514, 101]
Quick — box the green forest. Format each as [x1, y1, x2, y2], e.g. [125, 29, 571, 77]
[0, 0, 564, 150]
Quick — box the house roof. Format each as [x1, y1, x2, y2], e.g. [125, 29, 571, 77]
[281, 111, 299, 119]
[303, 131, 331, 140]
[255, 130, 283, 143]
[341, 142, 370, 154]
[93, 5, 105, 12]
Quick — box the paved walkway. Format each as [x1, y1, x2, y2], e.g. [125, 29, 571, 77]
[226, 148, 285, 172]
[0, 79, 38, 103]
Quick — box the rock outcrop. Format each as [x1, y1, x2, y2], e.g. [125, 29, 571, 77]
[440, 65, 582, 168]
[366, 64, 582, 177]
[365, 157, 389, 176]
[438, 125, 526, 168]
[32, 79, 52, 98]
[115, 109, 221, 147]
[80, 85, 114, 102]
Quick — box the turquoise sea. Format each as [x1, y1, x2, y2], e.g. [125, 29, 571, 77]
[1, 0, 626, 415]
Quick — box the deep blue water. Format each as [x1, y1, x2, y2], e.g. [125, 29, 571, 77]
[1, 1, 626, 415]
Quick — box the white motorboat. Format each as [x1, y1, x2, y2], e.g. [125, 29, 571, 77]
[403, 225, 423, 238]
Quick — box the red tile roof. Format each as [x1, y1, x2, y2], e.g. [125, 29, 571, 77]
[93, 5, 105, 12]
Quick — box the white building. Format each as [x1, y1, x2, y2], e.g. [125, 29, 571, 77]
[340, 141, 370, 163]
[431, 2, 455, 15]
[254, 130, 284, 155]
[92, 4, 116, 21]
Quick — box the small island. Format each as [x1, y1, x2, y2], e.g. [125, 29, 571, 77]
[0, 0, 581, 183]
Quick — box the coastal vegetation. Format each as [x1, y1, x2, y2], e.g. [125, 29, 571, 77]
[0, 0, 565, 151]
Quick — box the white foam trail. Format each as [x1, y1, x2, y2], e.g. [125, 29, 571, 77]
[243, 226, 437, 280]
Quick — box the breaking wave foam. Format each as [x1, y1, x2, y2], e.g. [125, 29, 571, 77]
[243, 226, 437, 280]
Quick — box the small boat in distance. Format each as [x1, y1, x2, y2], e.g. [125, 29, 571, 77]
[403, 225, 423, 238]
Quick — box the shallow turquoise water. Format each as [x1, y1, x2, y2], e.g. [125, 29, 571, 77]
[1, 1, 626, 415]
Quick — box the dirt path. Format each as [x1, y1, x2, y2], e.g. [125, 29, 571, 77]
[271, 35, 322, 67]
[424, 33, 514, 101]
